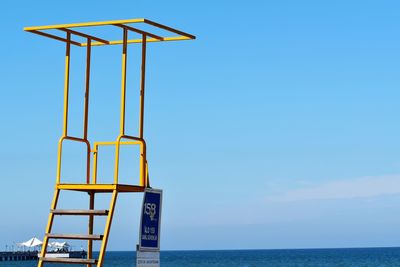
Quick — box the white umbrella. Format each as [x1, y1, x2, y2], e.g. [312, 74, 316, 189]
[18, 237, 43, 248]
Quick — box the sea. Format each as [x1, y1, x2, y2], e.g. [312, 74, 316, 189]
[1, 248, 400, 266]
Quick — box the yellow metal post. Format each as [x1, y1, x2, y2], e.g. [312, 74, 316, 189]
[97, 190, 118, 267]
[114, 28, 128, 184]
[139, 144, 146, 187]
[139, 34, 146, 139]
[56, 33, 71, 184]
[120, 28, 128, 136]
[92, 144, 99, 184]
[146, 161, 150, 187]
[84, 38, 92, 184]
[83, 38, 94, 267]
[139, 34, 147, 187]
[62, 33, 71, 137]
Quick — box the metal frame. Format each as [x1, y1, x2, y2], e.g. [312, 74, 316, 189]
[24, 18, 195, 47]
[25, 18, 195, 267]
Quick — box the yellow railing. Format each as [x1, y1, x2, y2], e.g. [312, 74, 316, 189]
[92, 137, 148, 186]
[56, 136, 91, 184]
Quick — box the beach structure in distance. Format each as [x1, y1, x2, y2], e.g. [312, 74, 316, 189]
[24, 18, 195, 266]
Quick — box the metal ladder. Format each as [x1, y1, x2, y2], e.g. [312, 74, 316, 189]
[39, 188, 116, 266]
[39, 183, 145, 266]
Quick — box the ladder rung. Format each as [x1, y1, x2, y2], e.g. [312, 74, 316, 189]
[46, 233, 103, 240]
[51, 209, 109, 216]
[40, 257, 97, 264]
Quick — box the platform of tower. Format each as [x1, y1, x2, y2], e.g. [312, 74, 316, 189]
[24, 18, 195, 266]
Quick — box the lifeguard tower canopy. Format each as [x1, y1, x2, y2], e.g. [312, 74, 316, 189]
[24, 18, 195, 46]
[25, 18, 194, 267]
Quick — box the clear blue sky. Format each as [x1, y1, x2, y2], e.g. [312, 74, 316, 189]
[1, 0, 400, 251]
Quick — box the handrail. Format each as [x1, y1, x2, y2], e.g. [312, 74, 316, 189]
[56, 136, 91, 184]
[92, 140, 142, 184]
[114, 135, 147, 186]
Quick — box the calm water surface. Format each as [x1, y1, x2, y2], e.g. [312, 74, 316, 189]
[1, 248, 400, 266]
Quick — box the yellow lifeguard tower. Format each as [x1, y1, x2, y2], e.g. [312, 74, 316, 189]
[24, 19, 195, 266]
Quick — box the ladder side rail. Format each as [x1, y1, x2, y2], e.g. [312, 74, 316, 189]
[97, 191, 118, 267]
[38, 189, 60, 267]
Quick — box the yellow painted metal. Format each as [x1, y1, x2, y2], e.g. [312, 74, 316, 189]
[92, 141, 142, 184]
[139, 34, 146, 139]
[58, 183, 116, 191]
[96, 141, 141, 146]
[83, 39, 91, 140]
[97, 190, 118, 267]
[140, 142, 146, 187]
[112, 135, 147, 186]
[26, 18, 194, 267]
[82, 36, 193, 47]
[62, 33, 71, 137]
[59, 28, 110, 45]
[146, 161, 150, 188]
[24, 18, 195, 47]
[114, 24, 164, 41]
[56, 35, 71, 184]
[57, 136, 91, 184]
[24, 18, 145, 31]
[29, 30, 81, 46]
[113, 28, 128, 185]
[57, 183, 145, 193]
[27, 32, 192, 47]
[92, 145, 98, 185]
[119, 28, 128, 136]
[38, 189, 60, 267]
[88, 192, 95, 267]
[113, 137, 122, 184]
[83, 39, 92, 183]
[55, 139, 64, 185]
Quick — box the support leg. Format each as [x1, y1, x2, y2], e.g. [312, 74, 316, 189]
[87, 192, 95, 267]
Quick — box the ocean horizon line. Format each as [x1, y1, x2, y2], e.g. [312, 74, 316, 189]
[102, 246, 400, 252]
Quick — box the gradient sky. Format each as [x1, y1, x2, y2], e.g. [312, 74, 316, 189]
[1, 0, 400, 251]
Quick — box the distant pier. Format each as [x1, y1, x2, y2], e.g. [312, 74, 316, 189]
[0, 251, 38, 261]
[0, 251, 86, 261]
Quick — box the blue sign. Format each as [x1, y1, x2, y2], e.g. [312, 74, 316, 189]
[139, 188, 162, 251]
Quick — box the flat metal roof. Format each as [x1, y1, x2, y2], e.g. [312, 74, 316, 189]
[24, 18, 196, 47]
